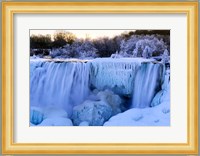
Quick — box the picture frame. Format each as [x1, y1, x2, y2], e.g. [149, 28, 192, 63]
[1, 1, 198, 154]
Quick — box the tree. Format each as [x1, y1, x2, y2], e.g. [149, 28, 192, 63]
[93, 37, 119, 57]
[142, 46, 152, 58]
[30, 34, 52, 56]
[50, 39, 98, 59]
[52, 31, 76, 48]
[78, 41, 98, 58]
[30, 34, 52, 49]
[161, 49, 170, 63]
[119, 35, 168, 58]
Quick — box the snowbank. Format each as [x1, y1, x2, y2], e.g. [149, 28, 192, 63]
[30, 106, 73, 126]
[104, 101, 170, 126]
[39, 117, 73, 126]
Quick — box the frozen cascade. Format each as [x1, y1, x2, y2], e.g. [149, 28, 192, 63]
[90, 58, 148, 97]
[30, 60, 90, 116]
[30, 58, 165, 119]
[131, 62, 164, 108]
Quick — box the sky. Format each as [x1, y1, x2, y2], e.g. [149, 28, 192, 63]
[30, 29, 135, 40]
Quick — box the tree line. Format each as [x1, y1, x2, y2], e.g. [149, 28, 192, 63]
[30, 30, 170, 58]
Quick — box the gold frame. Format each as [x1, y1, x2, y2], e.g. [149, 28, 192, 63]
[1, 2, 198, 154]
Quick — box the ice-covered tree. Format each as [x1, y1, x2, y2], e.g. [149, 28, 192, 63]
[76, 40, 98, 58]
[161, 49, 170, 63]
[119, 35, 167, 58]
[50, 39, 98, 59]
[142, 46, 152, 58]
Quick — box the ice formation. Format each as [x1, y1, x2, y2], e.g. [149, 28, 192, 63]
[90, 58, 164, 108]
[30, 60, 90, 116]
[90, 58, 154, 97]
[131, 62, 164, 108]
[30, 106, 44, 125]
[30, 58, 166, 125]
[72, 100, 112, 126]
[151, 69, 170, 107]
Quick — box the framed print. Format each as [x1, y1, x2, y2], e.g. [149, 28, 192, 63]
[2, 1, 198, 154]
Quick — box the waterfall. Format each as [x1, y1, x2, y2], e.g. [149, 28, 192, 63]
[30, 60, 90, 116]
[30, 58, 165, 117]
[131, 62, 164, 108]
[90, 58, 145, 97]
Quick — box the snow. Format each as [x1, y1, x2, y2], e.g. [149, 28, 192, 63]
[91, 57, 153, 63]
[79, 121, 89, 126]
[72, 100, 112, 126]
[38, 117, 73, 126]
[30, 106, 73, 126]
[161, 49, 170, 64]
[119, 35, 167, 58]
[151, 69, 170, 107]
[104, 68, 170, 126]
[43, 107, 68, 119]
[50, 40, 98, 59]
[104, 101, 170, 126]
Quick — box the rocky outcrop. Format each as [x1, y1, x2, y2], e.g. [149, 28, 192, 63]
[97, 89, 122, 116]
[72, 100, 112, 126]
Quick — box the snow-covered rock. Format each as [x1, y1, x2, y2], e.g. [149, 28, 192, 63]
[151, 70, 170, 107]
[104, 102, 170, 126]
[79, 121, 89, 126]
[72, 100, 112, 126]
[30, 107, 44, 125]
[38, 117, 73, 126]
[87, 90, 100, 101]
[97, 90, 122, 115]
[150, 89, 170, 107]
[92, 89, 99, 94]
[43, 107, 68, 119]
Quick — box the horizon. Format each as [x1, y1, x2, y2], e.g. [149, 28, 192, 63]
[30, 29, 136, 40]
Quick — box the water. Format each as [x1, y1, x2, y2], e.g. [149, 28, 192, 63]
[30, 58, 164, 116]
[131, 62, 164, 108]
[30, 60, 90, 116]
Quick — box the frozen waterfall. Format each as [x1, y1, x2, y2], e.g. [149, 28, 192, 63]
[30, 60, 90, 116]
[30, 58, 165, 117]
[131, 62, 164, 108]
